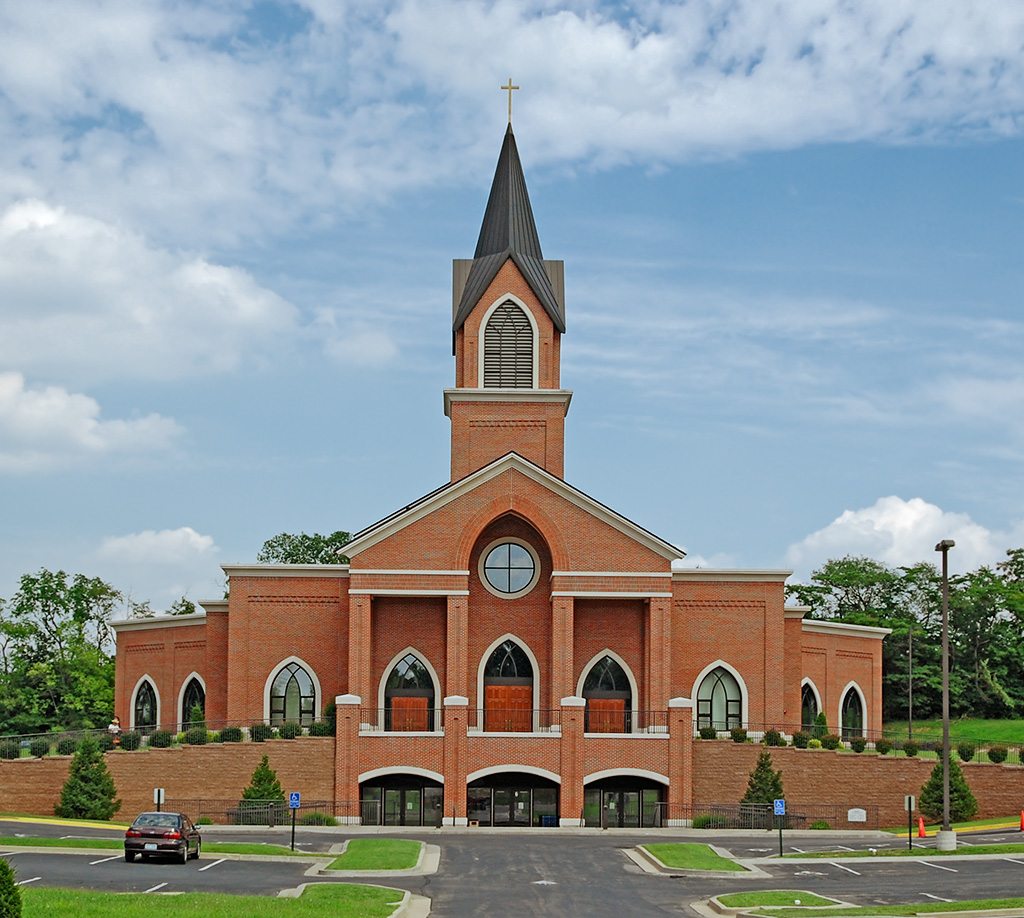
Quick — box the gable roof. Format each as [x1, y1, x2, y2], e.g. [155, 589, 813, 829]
[453, 125, 565, 334]
[340, 452, 685, 563]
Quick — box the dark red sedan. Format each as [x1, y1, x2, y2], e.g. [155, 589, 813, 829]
[124, 812, 201, 863]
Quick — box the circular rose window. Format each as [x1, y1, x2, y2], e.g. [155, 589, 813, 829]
[480, 540, 539, 598]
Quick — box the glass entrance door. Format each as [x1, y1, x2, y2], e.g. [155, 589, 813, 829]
[383, 788, 421, 826]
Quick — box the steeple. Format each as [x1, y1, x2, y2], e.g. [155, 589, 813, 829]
[453, 126, 565, 334]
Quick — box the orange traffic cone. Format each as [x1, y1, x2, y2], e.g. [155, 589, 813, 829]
[918, 816, 926, 838]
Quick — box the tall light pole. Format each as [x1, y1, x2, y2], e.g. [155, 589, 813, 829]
[935, 539, 956, 852]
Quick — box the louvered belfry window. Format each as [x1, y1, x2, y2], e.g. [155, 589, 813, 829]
[483, 300, 534, 387]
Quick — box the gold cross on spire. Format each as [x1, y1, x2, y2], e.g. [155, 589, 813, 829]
[500, 77, 519, 124]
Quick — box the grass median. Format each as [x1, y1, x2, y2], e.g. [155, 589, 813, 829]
[642, 842, 745, 872]
[328, 838, 422, 870]
[718, 890, 837, 908]
[19, 884, 402, 917]
[0, 836, 312, 857]
[751, 898, 1024, 917]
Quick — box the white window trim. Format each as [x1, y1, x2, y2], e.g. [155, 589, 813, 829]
[476, 633, 541, 731]
[358, 766, 444, 785]
[690, 659, 749, 729]
[476, 293, 539, 389]
[838, 680, 868, 737]
[478, 537, 541, 600]
[376, 646, 443, 732]
[263, 656, 322, 725]
[177, 671, 207, 730]
[467, 764, 560, 785]
[576, 649, 640, 735]
[129, 673, 160, 731]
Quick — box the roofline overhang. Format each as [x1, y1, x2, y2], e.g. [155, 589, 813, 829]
[111, 612, 207, 632]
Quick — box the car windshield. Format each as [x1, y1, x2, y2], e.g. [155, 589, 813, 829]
[133, 813, 179, 828]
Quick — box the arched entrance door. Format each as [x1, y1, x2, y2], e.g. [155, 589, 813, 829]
[360, 774, 443, 827]
[467, 772, 559, 827]
[483, 639, 533, 732]
[583, 776, 665, 828]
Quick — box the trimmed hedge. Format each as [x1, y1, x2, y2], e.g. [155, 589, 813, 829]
[278, 722, 302, 740]
[903, 740, 919, 757]
[988, 745, 1008, 764]
[250, 723, 275, 743]
[120, 731, 142, 751]
[148, 730, 173, 748]
[875, 738, 892, 755]
[0, 740, 20, 760]
[763, 729, 786, 747]
[299, 811, 337, 826]
[219, 726, 243, 743]
[56, 737, 78, 756]
[30, 738, 50, 758]
[308, 721, 333, 737]
[730, 727, 748, 744]
[850, 736, 867, 753]
[698, 726, 717, 740]
[791, 730, 810, 749]
[957, 742, 975, 763]
[821, 733, 841, 750]
[184, 727, 208, 745]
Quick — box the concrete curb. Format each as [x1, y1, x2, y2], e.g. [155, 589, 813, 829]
[314, 842, 440, 877]
[632, 844, 773, 880]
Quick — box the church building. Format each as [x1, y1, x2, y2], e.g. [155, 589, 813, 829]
[113, 122, 888, 828]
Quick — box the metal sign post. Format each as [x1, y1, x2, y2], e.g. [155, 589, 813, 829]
[288, 792, 301, 851]
[773, 799, 786, 856]
[905, 795, 916, 852]
[153, 788, 165, 812]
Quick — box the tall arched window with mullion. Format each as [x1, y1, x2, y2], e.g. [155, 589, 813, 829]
[385, 653, 435, 731]
[134, 680, 157, 733]
[483, 639, 533, 731]
[582, 655, 632, 733]
[270, 662, 315, 727]
[181, 678, 206, 728]
[801, 683, 818, 730]
[696, 667, 742, 731]
[483, 300, 534, 388]
[841, 687, 865, 739]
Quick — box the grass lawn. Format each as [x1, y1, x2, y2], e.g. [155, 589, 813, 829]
[884, 719, 1024, 745]
[718, 890, 837, 907]
[328, 839, 422, 870]
[20, 884, 402, 917]
[642, 842, 745, 872]
[0, 836, 310, 857]
[884, 814, 1023, 834]
[752, 898, 1024, 917]
[784, 843, 1024, 858]
[0, 814, 129, 829]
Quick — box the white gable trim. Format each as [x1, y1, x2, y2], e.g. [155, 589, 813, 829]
[342, 452, 684, 562]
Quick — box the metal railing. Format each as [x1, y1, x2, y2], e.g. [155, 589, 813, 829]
[662, 802, 881, 830]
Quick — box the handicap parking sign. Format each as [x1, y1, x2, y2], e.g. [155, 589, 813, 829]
[773, 798, 785, 816]
[289, 791, 301, 809]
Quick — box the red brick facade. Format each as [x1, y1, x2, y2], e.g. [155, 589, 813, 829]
[112, 127, 889, 828]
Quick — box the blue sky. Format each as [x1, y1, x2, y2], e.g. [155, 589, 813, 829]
[1, 1, 1022, 610]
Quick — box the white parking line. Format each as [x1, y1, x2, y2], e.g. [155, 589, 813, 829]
[143, 882, 168, 893]
[198, 858, 227, 872]
[15, 877, 41, 886]
[919, 860, 958, 872]
[789, 847, 804, 853]
[923, 893, 953, 902]
[830, 862, 861, 875]
[833, 845, 855, 851]
[1002, 857, 1024, 866]
[89, 854, 122, 865]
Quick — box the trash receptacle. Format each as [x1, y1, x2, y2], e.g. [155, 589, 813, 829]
[541, 815, 557, 827]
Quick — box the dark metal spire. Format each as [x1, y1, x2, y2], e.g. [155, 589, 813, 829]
[453, 125, 565, 333]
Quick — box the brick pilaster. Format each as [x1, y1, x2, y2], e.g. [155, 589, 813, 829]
[347, 594, 372, 705]
[550, 596, 574, 713]
[446, 595, 469, 698]
[558, 695, 586, 825]
[333, 693, 362, 824]
[667, 696, 694, 826]
[647, 597, 671, 712]
[442, 695, 469, 825]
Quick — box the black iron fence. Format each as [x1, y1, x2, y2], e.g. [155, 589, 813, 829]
[662, 802, 881, 830]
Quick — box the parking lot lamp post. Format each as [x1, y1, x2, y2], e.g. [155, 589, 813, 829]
[934, 538, 956, 852]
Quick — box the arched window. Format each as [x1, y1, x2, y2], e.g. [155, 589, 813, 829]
[269, 662, 315, 726]
[483, 300, 534, 388]
[841, 686, 865, 739]
[134, 679, 157, 731]
[801, 683, 819, 730]
[483, 639, 533, 731]
[582, 655, 632, 733]
[696, 667, 742, 731]
[181, 677, 206, 727]
[385, 653, 435, 731]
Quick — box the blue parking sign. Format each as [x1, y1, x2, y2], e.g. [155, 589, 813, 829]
[773, 798, 785, 816]
[289, 791, 301, 809]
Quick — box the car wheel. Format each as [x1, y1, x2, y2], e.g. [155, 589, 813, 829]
[124, 851, 135, 863]
[190, 840, 201, 861]
[181, 844, 189, 864]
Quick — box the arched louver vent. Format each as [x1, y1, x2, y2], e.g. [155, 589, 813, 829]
[483, 301, 534, 388]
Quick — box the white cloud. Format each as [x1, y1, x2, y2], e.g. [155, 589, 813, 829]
[0, 371, 181, 472]
[322, 324, 399, 366]
[785, 495, 1024, 578]
[0, 200, 298, 383]
[672, 551, 738, 570]
[97, 527, 222, 611]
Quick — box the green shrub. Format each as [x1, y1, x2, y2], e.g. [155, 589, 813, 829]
[812, 711, 828, 739]
[98, 732, 115, 751]
[56, 737, 78, 756]
[186, 704, 206, 730]
[0, 741, 19, 760]
[0, 855, 22, 917]
[308, 721, 333, 737]
[741, 749, 784, 805]
[698, 726, 717, 740]
[242, 754, 284, 801]
[197, 816, 214, 825]
[278, 722, 302, 740]
[809, 819, 831, 829]
[730, 727, 748, 743]
[808, 738, 822, 749]
[184, 727, 208, 745]
[957, 742, 975, 763]
[875, 738, 892, 755]
[119, 731, 142, 751]
[299, 811, 338, 826]
[987, 745, 1008, 764]
[850, 737, 867, 753]
[691, 814, 715, 829]
[54, 736, 120, 820]
[219, 726, 243, 743]
[821, 733, 841, 750]
[903, 740, 919, 757]
[920, 759, 978, 821]
[148, 730, 173, 748]
[250, 723, 275, 743]
[29, 738, 50, 758]
[323, 702, 337, 733]
[763, 729, 786, 747]
[791, 730, 810, 749]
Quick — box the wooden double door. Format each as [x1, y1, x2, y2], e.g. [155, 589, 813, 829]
[484, 682, 532, 732]
[387, 696, 432, 731]
[585, 697, 629, 733]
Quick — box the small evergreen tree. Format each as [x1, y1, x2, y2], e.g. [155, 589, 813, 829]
[242, 754, 284, 801]
[741, 750, 784, 805]
[187, 704, 206, 729]
[0, 856, 22, 917]
[811, 712, 828, 739]
[54, 735, 120, 820]
[919, 759, 978, 822]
